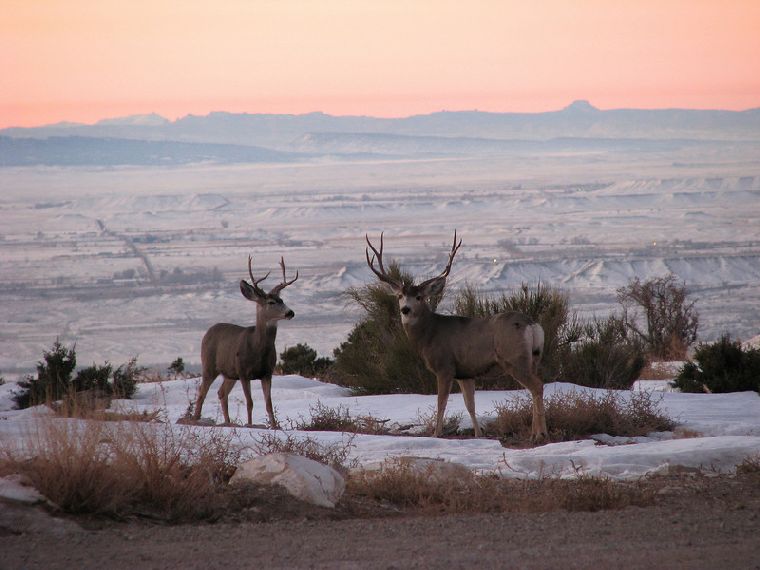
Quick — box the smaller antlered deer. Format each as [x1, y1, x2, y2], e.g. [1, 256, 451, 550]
[194, 255, 298, 426]
[366, 232, 548, 442]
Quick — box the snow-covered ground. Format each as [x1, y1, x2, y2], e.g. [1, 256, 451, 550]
[2, 375, 758, 481]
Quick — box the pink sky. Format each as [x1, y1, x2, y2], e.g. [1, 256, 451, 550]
[2, 1, 759, 128]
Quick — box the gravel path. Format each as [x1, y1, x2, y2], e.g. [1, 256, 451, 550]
[2, 475, 759, 569]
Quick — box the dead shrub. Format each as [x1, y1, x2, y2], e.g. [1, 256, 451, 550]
[617, 274, 699, 360]
[349, 459, 653, 513]
[48, 389, 161, 422]
[0, 418, 242, 521]
[252, 431, 357, 473]
[487, 389, 675, 444]
[288, 401, 390, 435]
[737, 454, 760, 475]
[414, 406, 464, 436]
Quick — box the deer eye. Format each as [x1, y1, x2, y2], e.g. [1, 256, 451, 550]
[416, 295, 422, 301]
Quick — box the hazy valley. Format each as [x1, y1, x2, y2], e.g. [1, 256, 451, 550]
[1, 105, 759, 373]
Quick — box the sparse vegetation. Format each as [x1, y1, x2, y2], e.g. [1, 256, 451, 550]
[672, 335, 760, 394]
[168, 357, 186, 376]
[72, 362, 113, 393]
[560, 315, 645, 389]
[487, 390, 675, 444]
[13, 341, 142, 409]
[0, 419, 242, 520]
[251, 431, 357, 473]
[414, 406, 463, 436]
[349, 459, 654, 513]
[288, 401, 390, 435]
[617, 274, 699, 360]
[279, 343, 333, 378]
[113, 357, 143, 398]
[13, 340, 77, 408]
[737, 454, 760, 475]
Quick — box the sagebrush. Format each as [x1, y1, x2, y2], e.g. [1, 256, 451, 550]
[288, 401, 390, 435]
[487, 389, 675, 443]
[560, 315, 645, 389]
[330, 263, 437, 394]
[0, 419, 242, 520]
[349, 459, 654, 513]
[13, 340, 142, 409]
[672, 335, 760, 394]
[279, 343, 333, 378]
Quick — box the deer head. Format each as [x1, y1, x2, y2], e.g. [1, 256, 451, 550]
[239, 256, 298, 321]
[366, 231, 461, 325]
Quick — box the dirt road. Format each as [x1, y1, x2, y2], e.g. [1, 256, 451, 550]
[2, 475, 759, 569]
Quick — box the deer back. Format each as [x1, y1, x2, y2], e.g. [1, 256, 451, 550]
[201, 322, 277, 381]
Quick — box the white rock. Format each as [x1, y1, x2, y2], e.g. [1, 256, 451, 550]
[230, 453, 346, 508]
[0, 474, 46, 505]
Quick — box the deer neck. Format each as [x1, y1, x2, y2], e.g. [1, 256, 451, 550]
[402, 306, 437, 348]
[254, 311, 279, 346]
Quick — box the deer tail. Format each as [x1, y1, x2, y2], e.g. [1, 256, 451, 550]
[530, 323, 544, 358]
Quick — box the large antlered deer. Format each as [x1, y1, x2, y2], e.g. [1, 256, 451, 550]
[365, 232, 548, 442]
[194, 256, 298, 426]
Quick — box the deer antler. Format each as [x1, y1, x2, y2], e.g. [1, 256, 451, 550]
[366, 232, 402, 290]
[247, 255, 270, 296]
[419, 230, 462, 288]
[269, 256, 299, 295]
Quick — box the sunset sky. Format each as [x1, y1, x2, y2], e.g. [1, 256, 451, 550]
[2, 0, 759, 128]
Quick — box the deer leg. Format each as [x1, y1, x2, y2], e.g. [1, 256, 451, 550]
[500, 358, 548, 443]
[518, 372, 547, 443]
[434, 375, 454, 437]
[217, 377, 236, 424]
[529, 377, 548, 443]
[193, 371, 215, 420]
[240, 379, 253, 426]
[260, 376, 277, 428]
[457, 379, 481, 437]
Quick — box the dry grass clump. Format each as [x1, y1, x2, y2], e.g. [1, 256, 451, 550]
[638, 360, 680, 380]
[50, 393, 162, 422]
[414, 406, 463, 436]
[488, 389, 675, 444]
[0, 419, 242, 521]
[736, 454, 760, 475]
[252, 431, 358, 473]
[349, 459, 653, 513]
[288, 401, 390, 435]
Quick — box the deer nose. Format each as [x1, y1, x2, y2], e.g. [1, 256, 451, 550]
[401, 306, 411, 315]
[285, 310, 295, 319]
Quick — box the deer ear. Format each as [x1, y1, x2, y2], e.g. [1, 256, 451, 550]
[240, 280, 262, 302]
[421, 277, 446, 298]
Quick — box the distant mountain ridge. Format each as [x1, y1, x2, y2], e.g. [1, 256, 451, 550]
[4, 101, 760, 149]
[2, 101, 760, 166]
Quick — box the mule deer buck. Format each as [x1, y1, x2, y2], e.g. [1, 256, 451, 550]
[194, 255, 298, 426]
[365, 232, 548, 441]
